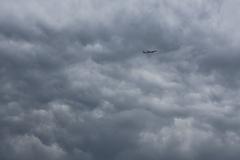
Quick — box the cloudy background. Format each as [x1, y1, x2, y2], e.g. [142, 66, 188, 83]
[1, 0, 240, 159]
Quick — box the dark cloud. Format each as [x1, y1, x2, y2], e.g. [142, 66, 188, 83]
[1, 0, 240, 160]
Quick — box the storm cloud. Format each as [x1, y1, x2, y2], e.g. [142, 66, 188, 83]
[1, 0, 240, 160]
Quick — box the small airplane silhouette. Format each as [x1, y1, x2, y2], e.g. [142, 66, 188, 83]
[142, 50, 159, 54]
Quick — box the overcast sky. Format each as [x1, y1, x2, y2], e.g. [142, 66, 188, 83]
[1, 0, 240, 160]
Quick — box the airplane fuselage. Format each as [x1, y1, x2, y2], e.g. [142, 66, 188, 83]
[142, 50, 158, 54]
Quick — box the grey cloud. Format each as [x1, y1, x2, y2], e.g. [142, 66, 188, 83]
[1, 0, 240, 160]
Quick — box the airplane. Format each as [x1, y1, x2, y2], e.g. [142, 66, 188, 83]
[142, 50, 159, 54]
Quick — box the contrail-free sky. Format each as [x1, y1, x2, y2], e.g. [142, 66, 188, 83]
[1, 0, 240, 160]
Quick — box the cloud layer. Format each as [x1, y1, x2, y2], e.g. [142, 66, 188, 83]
[1, 0, 240, 160]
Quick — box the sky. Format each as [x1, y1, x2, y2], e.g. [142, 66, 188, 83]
[1, 0, 240, 160]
